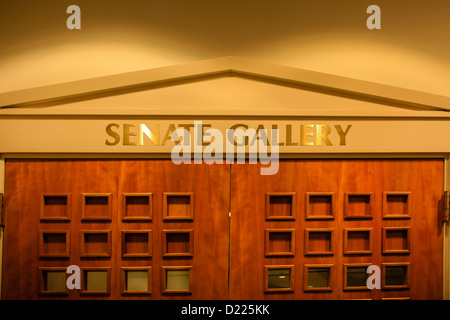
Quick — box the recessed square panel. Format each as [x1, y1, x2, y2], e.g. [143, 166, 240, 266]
[166, 270, 189, 291]
[344, 228, 372, 255]
[87, 271, 108, 292]
[122, 193, 152, 221]
[39, 231, 70, 258]
[383, 192, 411, 219]
[305, 192, 335, 220]
[304, 265, 334, 291]
[39, 268, 68, 295]
[122, 230, 152, 257]
[382, 263, 410, 289]
[163, 193, 194, 221]
[344, 193, 373, 219]
[121, 267, 151, 295]
[162, 267, 192, 294]
[40, 194, 71, 221]
[265, 229, 295, 256]
[82, 269, 110, 294]
[82, 193, 112, 221]
[264, 265, 294, 292]
[382, 227, 410, 254]
[81, 230, 111, 258]
[344, 264, 371, 290]
[163, 230, 193, 257]
[265, 193, 296, 220]
[126, 271, 148, 291]
[304, 228, 334, 256]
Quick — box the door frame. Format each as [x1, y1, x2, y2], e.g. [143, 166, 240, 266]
[0, 153, 449, 299]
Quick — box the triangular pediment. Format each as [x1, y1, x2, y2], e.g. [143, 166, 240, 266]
[0, 57, 449, 117]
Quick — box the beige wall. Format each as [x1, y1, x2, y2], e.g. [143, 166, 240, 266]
[0, 0, 449, 97]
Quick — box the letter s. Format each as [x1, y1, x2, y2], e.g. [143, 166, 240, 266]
[106, 123, 120, 146]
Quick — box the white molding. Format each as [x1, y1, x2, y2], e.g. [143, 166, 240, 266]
[0, 57, 449, 112]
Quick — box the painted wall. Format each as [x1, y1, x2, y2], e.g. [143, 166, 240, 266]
[0, 0, 449, 97]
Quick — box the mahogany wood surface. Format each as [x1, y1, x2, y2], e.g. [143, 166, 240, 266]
[2, 159, 444, 300]
[2, 160, 230, 299]
[229, 159, 443, 300]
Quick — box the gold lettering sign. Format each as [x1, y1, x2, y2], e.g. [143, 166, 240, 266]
[105, 122, 352, 149]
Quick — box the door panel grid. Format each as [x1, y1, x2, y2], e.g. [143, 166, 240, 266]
[2, 160, 230, 300]
[2, 159, 444, 300]
[229, 159, 443, 300]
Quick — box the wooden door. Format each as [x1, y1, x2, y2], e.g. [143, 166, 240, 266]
[2, 160, 230, 299]
[2, 159, 445, 300]
[229, 159, 444, 300]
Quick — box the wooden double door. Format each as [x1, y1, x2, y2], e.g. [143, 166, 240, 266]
[2, 159, 444, 299]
